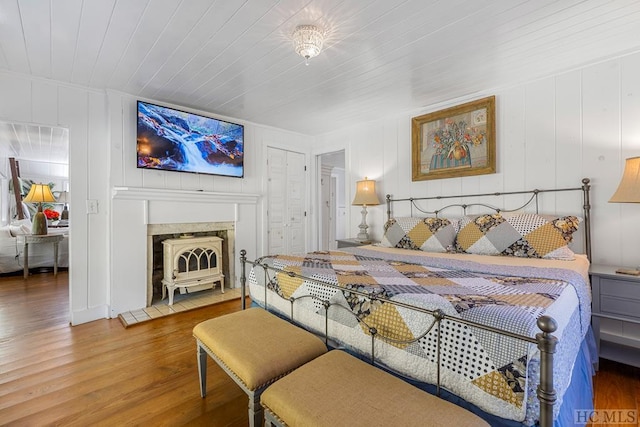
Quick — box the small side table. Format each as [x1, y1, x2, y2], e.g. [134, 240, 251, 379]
[336, 238, 379, 248]
[20, 234, 64, 279]
[589, 264, 640, 369]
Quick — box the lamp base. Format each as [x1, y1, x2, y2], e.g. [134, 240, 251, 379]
[356, 205, 370, 242]
[31, 211, 48, 235]
[61, 205, 69, 220]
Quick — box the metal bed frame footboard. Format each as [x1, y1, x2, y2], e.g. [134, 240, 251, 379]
[239, 250, 559, 427]
[385, 178, 592, 260]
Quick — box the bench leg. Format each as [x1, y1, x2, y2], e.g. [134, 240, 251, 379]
[248, 392, 263, 427]
[197, 343, 207, 397]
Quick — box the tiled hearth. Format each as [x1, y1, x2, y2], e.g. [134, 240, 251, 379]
[118, 287, 241, 327]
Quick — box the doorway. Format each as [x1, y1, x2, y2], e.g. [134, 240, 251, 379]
[0, 122, 70, 281]
[318, 150, 345, 251]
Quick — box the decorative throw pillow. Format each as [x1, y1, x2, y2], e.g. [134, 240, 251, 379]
[380, 217, 457, 253]
[455, 213, 581, 260]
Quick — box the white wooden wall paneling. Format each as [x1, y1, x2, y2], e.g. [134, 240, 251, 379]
[583, 60, 621, 266]
[554, 70, 583, 216]
[87, 91, 109, 310]
[358, 122, 385, 240]
[107, 91, 125, 187]
[0, 73, 31, 121]
[58, 85, 93, 323]
[381, 117, 400, 220]
[32, 80, 58, 124]
[122, 97, 143, 188]
[525, 79, 557, 214]
[619, 55, 640, 268]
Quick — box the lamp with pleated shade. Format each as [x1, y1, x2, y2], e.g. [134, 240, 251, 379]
[352, 177, 380, 242]
[23, 183, 56, 235]
[57, 190, 70, 220]
[609, 156, 640, 274]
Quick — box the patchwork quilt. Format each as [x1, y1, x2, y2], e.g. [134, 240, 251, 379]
[247, 247, 591, 425]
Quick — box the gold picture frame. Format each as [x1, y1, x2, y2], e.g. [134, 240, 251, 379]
[412, 96, 496, 181]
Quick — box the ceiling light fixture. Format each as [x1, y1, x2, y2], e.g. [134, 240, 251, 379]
[292, 25, 324, 65]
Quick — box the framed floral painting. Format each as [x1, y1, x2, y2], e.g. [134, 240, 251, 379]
[412, 96, 496, 181]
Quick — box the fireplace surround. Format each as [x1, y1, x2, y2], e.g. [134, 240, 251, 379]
[111, 186, 259, 317]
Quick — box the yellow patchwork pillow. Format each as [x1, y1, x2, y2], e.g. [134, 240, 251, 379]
[455, 213, 581, 260]
[381, 217, 457, 253]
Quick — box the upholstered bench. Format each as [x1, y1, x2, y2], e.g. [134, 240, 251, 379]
[192, 307, 328, 427]
[261, 350, 490, 427]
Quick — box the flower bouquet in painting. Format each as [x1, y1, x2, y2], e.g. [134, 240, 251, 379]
[412, 96, 495, 181]
[429, 119, 486, 171]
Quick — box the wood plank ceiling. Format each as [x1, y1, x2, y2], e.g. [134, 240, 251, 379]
[1, 0, 640, 163]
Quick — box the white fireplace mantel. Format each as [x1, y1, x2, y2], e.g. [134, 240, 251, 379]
[112, 186, 260, 204]
[110, 186, 260, 317]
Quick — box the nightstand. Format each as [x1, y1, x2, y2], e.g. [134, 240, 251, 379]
[336, 238, 378, 248]
[589, 264, 640, 369]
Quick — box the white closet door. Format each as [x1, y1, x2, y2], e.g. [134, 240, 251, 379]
[267, 147, 306, 255]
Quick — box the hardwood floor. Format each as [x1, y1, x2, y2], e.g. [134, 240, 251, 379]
[0, 271, 248, 426]
[0, 271, 638, 426]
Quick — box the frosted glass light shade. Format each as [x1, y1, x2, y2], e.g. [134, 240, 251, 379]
[610, 157, 640, 203]
[292, 25, 324, 65]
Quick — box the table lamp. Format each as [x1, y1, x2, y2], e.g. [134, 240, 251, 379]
[609, 156, 640, 275]
[352, 177, 380, 242]
[57, 191, 70, 220]
[23, 183, 56, 235]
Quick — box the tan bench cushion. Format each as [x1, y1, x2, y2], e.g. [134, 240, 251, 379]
[261, 350, 490, 427]
[193, 307, 327, 391]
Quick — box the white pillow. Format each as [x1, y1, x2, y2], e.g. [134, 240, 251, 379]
[9, 219, 32, 236]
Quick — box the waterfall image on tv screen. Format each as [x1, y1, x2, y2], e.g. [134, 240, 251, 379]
[136, 101, 244, 178]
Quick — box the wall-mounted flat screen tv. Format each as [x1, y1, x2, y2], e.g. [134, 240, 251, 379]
[136, 101, 244, 178]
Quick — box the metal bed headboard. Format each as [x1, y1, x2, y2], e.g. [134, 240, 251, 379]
[385, 178, 592, 261]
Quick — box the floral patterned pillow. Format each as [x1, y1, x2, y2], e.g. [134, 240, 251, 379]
[380, 217, 457, 253]
[455, 213, 581, 260]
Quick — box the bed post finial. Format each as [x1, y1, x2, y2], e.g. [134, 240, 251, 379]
[240, 249, 247, 310]
[386, 194, 392, 221]
[581, 178, 592, 261]
[536, 315, 558, 427]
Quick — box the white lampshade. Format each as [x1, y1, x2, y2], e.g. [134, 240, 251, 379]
[352, 178, 380, 206]
[610, 156, 640, 203]
[56, 191, 70, 204]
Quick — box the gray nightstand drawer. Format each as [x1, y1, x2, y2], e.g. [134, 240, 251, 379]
[600, 278, 640, 300]
[601, 295, 640, 321]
